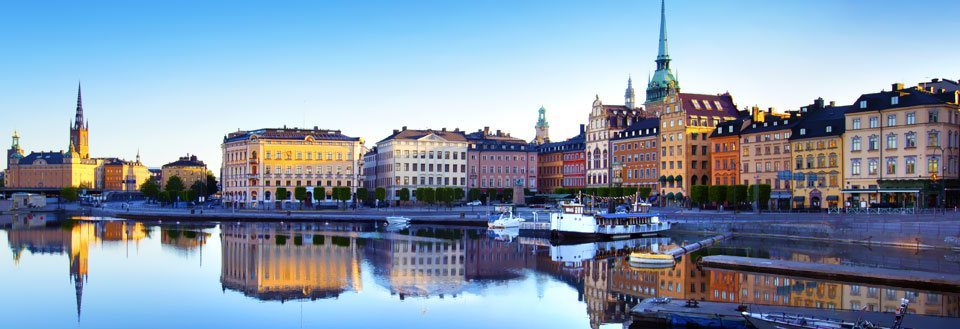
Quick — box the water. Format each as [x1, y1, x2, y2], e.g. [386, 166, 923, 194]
[1, 215, 957, 329]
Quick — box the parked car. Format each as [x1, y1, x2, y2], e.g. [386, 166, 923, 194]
[466, 200, 482, 206]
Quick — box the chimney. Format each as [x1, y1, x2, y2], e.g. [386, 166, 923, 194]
[892, 83, 903, 91]
[579, 124, 586, 134]
[829, 101, 836, 107]
[496, 129, 502, 136]
[483, 127, 490, 135]
[932, 78, 940, 83]
[313, 126, 318, 130]
[402, 126, 407, 131]
[814, 97, 825, 109]
[442, 127, 446, 132]
[393, 129, 399, 135]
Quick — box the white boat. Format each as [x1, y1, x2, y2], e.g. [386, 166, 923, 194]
[488, 209, 524, 228]
[386, 216, 411, 225]
[547, 198, 670, 242]
[743, 298, 909, 329]
[487, 227, 520, 241]
[627, 252, 675, 268]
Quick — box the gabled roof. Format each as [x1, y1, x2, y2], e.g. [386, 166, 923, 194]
[377, 128, 467, 144]
[18, 152, 66, 165]
[847, 85, 958, 114]
[680, 93, 739, 119]
[538, 132, 585, 154]
[709, 118, 746, 138]
[163, 155, 206, 168]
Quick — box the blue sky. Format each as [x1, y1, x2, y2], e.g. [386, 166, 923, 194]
[2, 0, 958, 173]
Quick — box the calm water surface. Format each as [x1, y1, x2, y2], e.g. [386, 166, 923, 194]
[1, 215, 957, 329]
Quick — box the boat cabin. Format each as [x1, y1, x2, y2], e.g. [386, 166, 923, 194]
[594, 213, 659, 226]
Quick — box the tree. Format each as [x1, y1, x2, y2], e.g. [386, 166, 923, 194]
[275, 187, 290, 209]
[747, 184, 772, 210]
[313, 186, 326, 205]
[486, 189, 498, 203]
[158, 191, 171, 204]
[435, 187, 451, 207]
[596, 187, 610, 197]
[60, 186, 79, 202]
[637, 187, 652, 200]
[294, 186, 308, 209]
[374, 187, 387, 205]
[190, 181, 206, 201]
[139, 179, 160, 200]
[356, 187, 369, 205]
[691, 185, 709, 207]
[453, 188, 465, 202]
[468, 188, 483, 202]
[398, 188, 410, 204]
[708, 185, 727, 204]
[180, 190, 196, 203]
[205, 172, 219, 196]
[727, 185, 748, 208]
[416, 187, 435, 206]
[164, 176, 186, 200]
[332, 187, 351, 209]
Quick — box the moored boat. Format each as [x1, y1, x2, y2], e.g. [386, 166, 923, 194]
[628, 252, 675, 268]
[742, 298, 909, 329]
[488, 209, 524, 228]
[385, 216, 411, 225]
[547, 199, 670, 242]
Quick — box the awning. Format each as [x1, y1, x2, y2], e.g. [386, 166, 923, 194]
[771, 191, 792, 199]
[841, 189, 921, 194]
[826, 196, 839, 201]
[793, 196, 805, 202]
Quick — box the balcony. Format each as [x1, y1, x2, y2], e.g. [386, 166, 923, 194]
[249, 158, 259, 164]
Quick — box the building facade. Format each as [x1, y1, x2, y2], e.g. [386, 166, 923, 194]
[466, 128, 538, 191]
[220, 127, 364, 208]
[789, 99, 846, 209]
[739, 108, 798, 209]
[709, 118, 745, 186]
[102, 154, 152, 192]
[561, 131, 586, 190]
[842, 83, 960, 208]
[374, 127, 468, 202]
[585, 94, 645, 188]
[611, 118, 660, 190]
[161, 155, 208, 191]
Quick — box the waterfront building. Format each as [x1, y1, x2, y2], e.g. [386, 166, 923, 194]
[362, 147, 378, 192]
[585, 93, 646, 188]
[466, 127, 538, 191]
[161, 155, 208, 191]
[102, 152, 152, 192]
[709, 118, 746, 186]
[221, 127, 363, 208]
[842, 82, 960, 208]
[739, 107, 799, 209]
[534, 106, 550, 145]
[374, 127, 468, 202]
[789, 99, 847, 209]
[536, 141, 564, 193]
[642, 0, 739, 201]
[561, 130, 587, 190]
[611, 118, 660, 190]
[220, 225, 363, 301]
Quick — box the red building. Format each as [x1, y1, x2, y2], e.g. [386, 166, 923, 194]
[561, 130, 586, 189]
[612, 118, 660, 191]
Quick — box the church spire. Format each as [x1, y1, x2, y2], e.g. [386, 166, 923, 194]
[645, 0, 679, 103]
[74, 82, 84, 129]
[657, 0, 669, 62]
[625, 76, 636, 109]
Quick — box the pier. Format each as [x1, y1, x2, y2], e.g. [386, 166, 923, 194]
[701, 255, 960, 293]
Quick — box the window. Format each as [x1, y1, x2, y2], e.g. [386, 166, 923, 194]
[886, 133, 898, 149]
[868, 158, 878, 175]
[928, 157, 940, 174]
[905, 132, 917, 148]
[826, 126, 832, 133]
[905, 156, 916, 174]
[869, 116, 879, 128]
[928, 131, 940, 147]
[886, 157, 897, 175]
[891, 96, 899, 105]
[853, 159, 863, 175]
[929, 110, 939, 123]
[868, 135, 878, 151]
[887, 114, 896, 127]
[800, 128, 806, 135]
[906, 112, 916, 124]
[859, 100, 867, 109]
[852, 137, 861, 151]
[852, 118, 861, 130]
[829, 153, 838, 167]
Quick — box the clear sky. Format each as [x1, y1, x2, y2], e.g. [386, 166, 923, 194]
[2, 0, 958, 174]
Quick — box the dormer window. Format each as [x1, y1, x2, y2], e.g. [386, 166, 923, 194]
[728, 126, 733, 133]
[860, 100, 867, 109]
[714, 101, 723, 109]
[891, 96, 899, 105]
[800, 128, 806, 135]
[826, 126, 832, 133]
[801, 107, 808, 112]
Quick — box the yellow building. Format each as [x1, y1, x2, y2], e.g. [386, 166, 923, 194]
[221, 127, 364, 208]
[739, 107, 798, 210]
[160, 155, 207, 191]
[790, 99, 846, 209]
[102, 154, 152, 192]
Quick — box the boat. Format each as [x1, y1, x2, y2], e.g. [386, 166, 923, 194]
[742, 298, 910, 329]
[487, 227, 520, 241]
[488, 207, 524, 228]
[628, 252, 675, 268]
[546, 195, 670, 242]
[385, 216, 411, 225]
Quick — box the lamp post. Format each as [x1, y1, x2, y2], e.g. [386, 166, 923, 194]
[934, 146, 945, 212]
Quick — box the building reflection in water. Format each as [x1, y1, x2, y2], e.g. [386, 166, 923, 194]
[364, 228, 467, 299]
[220, 223, 363, 301]
[4, 215, 147, 322]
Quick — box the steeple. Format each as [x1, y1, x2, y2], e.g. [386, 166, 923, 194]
[624, 76, 636, 109]
[534, 106, 550, 144]
[645, 0, 679, 103]
[74, 82, 85, 129]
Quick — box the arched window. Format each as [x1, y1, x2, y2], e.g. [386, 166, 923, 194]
[795, 156, 803, 170]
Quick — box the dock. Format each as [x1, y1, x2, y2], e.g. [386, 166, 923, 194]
[701, 255, 960, 293]
[629, 298, 958, 329]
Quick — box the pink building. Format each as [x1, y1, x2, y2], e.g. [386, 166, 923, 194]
[466, 127, 538, 191]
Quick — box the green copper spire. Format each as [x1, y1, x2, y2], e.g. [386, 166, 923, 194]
[646, 0, 678, 103]
[657, 0, 668, 61]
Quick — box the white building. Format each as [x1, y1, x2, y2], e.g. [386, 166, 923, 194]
[374, 127, 468, 202]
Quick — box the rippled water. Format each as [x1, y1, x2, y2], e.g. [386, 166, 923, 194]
[1, 215, 957, 329]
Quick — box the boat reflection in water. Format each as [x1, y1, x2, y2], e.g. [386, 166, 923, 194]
[2, 218, 959, 329]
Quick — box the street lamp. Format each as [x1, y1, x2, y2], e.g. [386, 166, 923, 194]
[934, 146, 946, 212]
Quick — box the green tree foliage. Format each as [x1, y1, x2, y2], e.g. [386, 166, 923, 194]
[708, 185, 727, 204]
[294, 186, 308, 209]
[415, 187, 436, 205]
[313, 186, 326, 203]
[139, 179, 160, 200]
[190, 181, 205, 201]
[727, 185, 748, 206]
[690, 185, 709, 206]
[158, 191, 171, 203]
[468, 188, 483, 202]
[356, 188, 369, 203]
[164, 176, 185, 198]
[486, 189, 498, 203]
[637, 187, 652, 199]
[453, 188, 465, 202]
[60, 186, 79, 202]
[275, 187, 290, 203]
[747, 184, 772, 209]
[332, 187, 351, 208]
[205, 172, 219, 196]
[374, 187, 387, 203]
[596, 187, 610, 197]
[398, 188, 410, 202]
